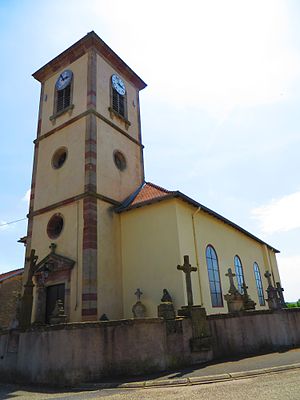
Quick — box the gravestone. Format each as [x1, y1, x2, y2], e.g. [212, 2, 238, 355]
[224, 268, 244, 312]
[158, 289, 175, 320]
[242, 283, 256, 311]
[276, 282, 287, 308]
[176, 255, 212, 352]
[49, 299, 67, 325]
[265, 271, 281, 310]
[132, 288, 146, 318]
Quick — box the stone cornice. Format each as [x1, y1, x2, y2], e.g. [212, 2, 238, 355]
[29, 192, 120, 217]
[34, 108, 144, 148]
[32, 31, 147, 91]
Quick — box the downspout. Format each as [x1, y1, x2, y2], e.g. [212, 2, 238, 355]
[192, 207, 203, 305]
[264, 244, 275, 284]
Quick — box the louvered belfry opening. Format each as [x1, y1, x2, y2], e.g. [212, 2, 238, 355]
[56, 84, 71, 113]
[112, 88, 126, 117]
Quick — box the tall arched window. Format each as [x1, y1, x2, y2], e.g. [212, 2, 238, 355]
[253, 262, 265, 306]
[234, 255, 244, 293]
[206, 245, 223, 307]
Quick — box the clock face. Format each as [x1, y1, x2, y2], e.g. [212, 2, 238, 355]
[111, 74, 126, 96]
[55, 70, 73, 91]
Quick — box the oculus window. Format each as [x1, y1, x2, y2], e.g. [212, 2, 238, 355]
[47, 213, 64, 239]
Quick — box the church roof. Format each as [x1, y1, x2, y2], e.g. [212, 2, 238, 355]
[116, 182, 280, 253]
[0, 268, 23, 283]
[32, 31, 147, 91]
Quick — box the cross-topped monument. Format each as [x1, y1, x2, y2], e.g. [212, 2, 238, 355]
[177, 255, 197, 307]
[225, 268, 239, 295]
[135, 288, 143, 302]
[264, 271, 273, 288]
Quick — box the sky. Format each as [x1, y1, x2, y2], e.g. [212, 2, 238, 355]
[0, 0, 300, 301]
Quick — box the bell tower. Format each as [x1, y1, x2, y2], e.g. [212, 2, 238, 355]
[24, 32, 146, 323]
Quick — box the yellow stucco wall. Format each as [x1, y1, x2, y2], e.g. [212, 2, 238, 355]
[34, 118, 85, 211]
[97, 200, 123, 319]
[40, 53, 88, 136]
[96, 54, 140, 142]
[120, 199, 185, 319]
[30, 200, 83, 322]
[96, 119, 143, 201]
[175, 200, 277, 314]
[120, 198, 280, 317]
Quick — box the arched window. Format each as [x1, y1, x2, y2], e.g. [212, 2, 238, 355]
[253, 262, 265, 306]
[206, 245, 223, 307]
[234, 255, 244, 293]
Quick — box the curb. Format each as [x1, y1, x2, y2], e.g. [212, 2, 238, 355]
[77, 362, 300, 390]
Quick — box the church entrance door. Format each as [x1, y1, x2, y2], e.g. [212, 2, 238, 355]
[45, 284, 65, 324]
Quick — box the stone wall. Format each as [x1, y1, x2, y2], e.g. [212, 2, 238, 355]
[208, 308, 300, 359]
[0, 275, 22, 328]
[0, 309, 300, 386]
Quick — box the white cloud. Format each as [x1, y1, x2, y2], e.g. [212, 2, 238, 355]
[22, 189, 31, 205]
[252, 191, 300, 234]
[277, 254, 300, 302]
[29, 0, 300, 119]
[96, 0, 300, 118]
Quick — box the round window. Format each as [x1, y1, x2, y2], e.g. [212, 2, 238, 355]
[113, 151, 127, 171]
[47, 214, 64, 239]
[52, 147, 68, 169]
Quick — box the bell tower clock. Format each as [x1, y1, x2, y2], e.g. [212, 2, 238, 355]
[24, 32, 147, 323]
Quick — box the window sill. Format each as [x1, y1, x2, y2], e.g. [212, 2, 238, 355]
[50, 104, 75, 124]
[108, 107, 131, 130]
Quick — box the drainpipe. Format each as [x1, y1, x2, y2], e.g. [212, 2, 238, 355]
[264, 244, 275, 284]
[192, 207, 203, 305]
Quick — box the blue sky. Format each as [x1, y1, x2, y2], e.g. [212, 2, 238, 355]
[1, 0, 300, 301]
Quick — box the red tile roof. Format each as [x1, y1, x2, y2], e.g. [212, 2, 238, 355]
[131, 182, 172, 206]
[0, 268, 23, 283]
[116, 181, 279, 253]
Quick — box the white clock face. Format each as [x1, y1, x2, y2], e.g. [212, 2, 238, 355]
[111, 74, 126, 96]
[55, 70, 73, 91]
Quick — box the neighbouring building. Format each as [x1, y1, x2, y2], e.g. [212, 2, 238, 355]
[0, 268, 23, 328]
[22, 31, 281, 324]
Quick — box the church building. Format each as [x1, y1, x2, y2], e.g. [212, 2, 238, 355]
[23, 31, 281, 324]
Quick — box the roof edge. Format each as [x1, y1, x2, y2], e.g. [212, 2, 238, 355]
[32, 31, 147, 90]
[116, 188, 279, 253]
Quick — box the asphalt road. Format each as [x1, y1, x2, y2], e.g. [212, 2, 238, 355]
[1, 369, 300, 399]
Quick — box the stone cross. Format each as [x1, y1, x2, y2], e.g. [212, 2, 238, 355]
[135, 288, 143, 302]
[264, 271, 273, 288]
[225, 268, 238, 294]
[276, 282, 286, 307]
[241, 282, 248, 296]
[177, 255, 197, 307]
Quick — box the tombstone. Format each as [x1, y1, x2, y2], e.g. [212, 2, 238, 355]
[224, 268, 244, 312]
[241, 283, 256, 311]
[176, 255, 212, 352]
[158, 289, 175, 320]
[99, 313, 109, 321]
[264, 271, 281, 310]
[132, 288, 146, 318]
[276, 282, 287, 308]
[49, 299, 67, 325]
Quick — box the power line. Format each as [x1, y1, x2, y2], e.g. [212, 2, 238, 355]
[0, 218, 27, 228]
